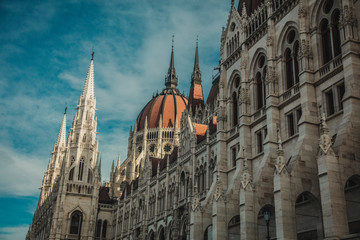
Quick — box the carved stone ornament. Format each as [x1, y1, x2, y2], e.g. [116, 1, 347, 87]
[266, 36, 273, 47]
[241, 155, 253, 190]
[239, 87, 250, 104]
[298, 0, 307, 17]
[275, 129, 288, 174]
[298, 39, 312, 60]
[265, 66, 278, 95]
[213, 173, 225, 201]
[319, 113, 334, 155]
[341, 5, 357, 28]
[191, 185, 202, 212]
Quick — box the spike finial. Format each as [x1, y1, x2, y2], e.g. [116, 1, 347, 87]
[165, 36, 178, 89]
[91, 47, 94, 60]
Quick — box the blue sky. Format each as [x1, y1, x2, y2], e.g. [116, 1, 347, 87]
[0, 0, 230, 239]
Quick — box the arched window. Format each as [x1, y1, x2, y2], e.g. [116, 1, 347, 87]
[232, 92, 238, 126]
[95, 220, 102, 237]
[321, 19, 333, 63]
[255, 54, 267, 110]
[331, 9, 341, 57]
[256, 72, 264, 109]
[204, 225, 213, 240]
[345, 175, 360, 234]
[285, 48, 294, 88]
[87, 169, 93, 183]
[283, 29, 300, 90]
[257, 205, 276, 240]
[149, 231, 155, 240]
[295, 192, 324, 239]
[319, 0, 342, 65]
[78, 157, 85, 181]
[159, 227, 165, 240]
[69, 211, 82, 235]
[228, 215, 240, 239]
[102, 220, 107, 238]
[180, 172, 185, 200]
[69, 167, 74, 181]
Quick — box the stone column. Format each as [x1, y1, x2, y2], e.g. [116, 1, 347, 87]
[317, 115, 349, 238]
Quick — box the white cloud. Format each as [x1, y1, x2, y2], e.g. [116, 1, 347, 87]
[0, 225, 29, 240]
[0, 144, 44, 196]
[0, 0, 229, 196]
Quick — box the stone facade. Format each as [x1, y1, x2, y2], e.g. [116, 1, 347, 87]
[27, 0, 360, 239]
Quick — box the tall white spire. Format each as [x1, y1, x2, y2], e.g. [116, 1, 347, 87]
[55, 108, 67, 149]
[81, 51, 95, 99]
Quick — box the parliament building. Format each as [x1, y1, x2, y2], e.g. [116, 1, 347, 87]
[27, 0, 360, 239]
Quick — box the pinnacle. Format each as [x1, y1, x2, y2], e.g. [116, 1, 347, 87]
[165, 37, 178, 89]
[81, 53, 95, 99]
[55, 110, 67, 148]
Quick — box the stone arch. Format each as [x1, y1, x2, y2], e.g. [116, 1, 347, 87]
[257, 204, 276, 240]
[157, 225, 166, 240]
[345, 174, 360, 234]
[228, 215, 240, 239]
[295, 191, 324, 239]
[276, 21, 300, 57]
[204, 224, 213, 240]
[249, 48, 267, 79]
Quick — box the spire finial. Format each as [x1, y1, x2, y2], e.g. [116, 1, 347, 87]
[91, 47, 94, 60]
[64, 104, 67, 115]
[165, 36, 178, 89]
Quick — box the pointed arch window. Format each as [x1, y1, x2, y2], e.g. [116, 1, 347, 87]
[69, 167, 74, 181]
[102, 220, 107, 238]
[232, 92, 238, 127]
[283, 29, 300, 90]
[255, 55, 267, 110]
[87, 169, 93, 183]
[95, 220, 102, 237]
[70, 211, 82, 235]
[321, 19, 333, 64]
[331, 9, 341, 57]
[319, 0, 342, 65]
[78, 157, 85, 181]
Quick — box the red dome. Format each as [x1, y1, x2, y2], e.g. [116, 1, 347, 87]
[136, 89, 188, 131]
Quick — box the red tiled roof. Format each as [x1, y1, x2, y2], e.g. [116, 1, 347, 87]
[150, 147, 178, 176]
[137, 91, 188, 131]
[189, 83, 204, 113]
[194, 123, 208, 143]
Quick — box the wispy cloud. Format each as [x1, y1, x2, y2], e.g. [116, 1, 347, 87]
[0, 0, 228, 197]
[0, 225, 30, 240]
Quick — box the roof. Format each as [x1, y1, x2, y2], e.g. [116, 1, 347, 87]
[188, 83, 204, 113]
[194, 123, 208, 143]
[206, 77, 219, 105]
[209, 116, 217, 135]
[136, 89, 188, 131]
[150, 147, 178, 176]
[99, 186, 113, 204]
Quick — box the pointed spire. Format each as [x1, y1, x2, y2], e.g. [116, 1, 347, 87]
[188, 39, 204, 114]
[165, 36, 178, 89]
[98, 156, 102, 181]
[117, 154, 121, 169]
[191, 37, 201, 84]
[81, 51, 95, 99]
[55, 108, 67, 148]
[111, 159, 115, 173]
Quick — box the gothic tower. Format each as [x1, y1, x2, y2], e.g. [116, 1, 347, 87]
[39, 109, 67, 207]
[50, 52, 101, 240]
